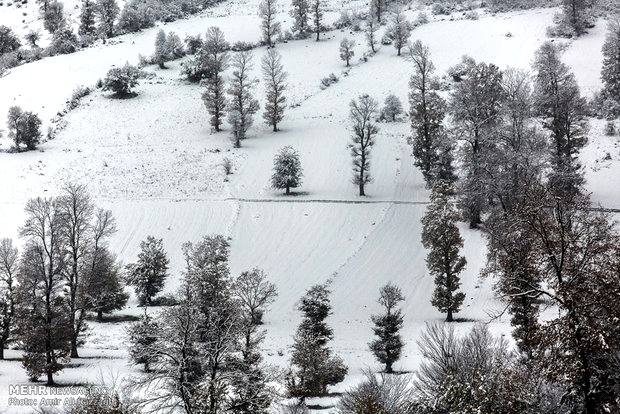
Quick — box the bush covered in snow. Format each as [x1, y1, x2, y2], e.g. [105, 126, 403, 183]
[102, 64, 145, 97]
[49, 27, 79, 55]
[320, 73, 339, 89]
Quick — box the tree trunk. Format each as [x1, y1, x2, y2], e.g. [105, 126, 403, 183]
[385, 362, 393, 373]
[70, 341, 79, 358]
[97, 309, 103, 322]
[359, 182, 365, 196]
[47, 370, 54, 386]
[446, 309, 453, 322]
[273, 123, 278, 132]
[286, 185, 290, 195]
[0, 346, 4, 360]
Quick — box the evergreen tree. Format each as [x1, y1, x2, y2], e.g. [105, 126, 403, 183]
[0, 238, 18, 360]
[227, 50, 260, 147]
[43, 1, 66, 34]
[259, 0, 281, 47]
[369, 283, 405, 373]
[433, 140, 457, 186]
[421, 183, 466, 322]
[388, 11, 411, 56]
[311, 0, 323, 41]
[96, 0, 119, 39]
[349, 94, 379, 196]
[271, 146, 303, 195]
[127, 309, 158, 372]
[365, 16, 377, 53]
[559, 0, 593, 37]
[201, 27, 229, 132]
[339, 38, 355, 67]
[290, 0, 310, 37]
[7, 106, 42, 151]
[534, 42, 588, 200]
[449, 57, 504, 228]
[153, 29, 169, 69]
[17, 197, 72, 385]
[408, 41, 446, 185]
[125, 236, 169, 306]
[287, 284, 347, 400]
[78, 0, 97, 36]
[262, 48, 287, 132]
[601, 18, 620, 113]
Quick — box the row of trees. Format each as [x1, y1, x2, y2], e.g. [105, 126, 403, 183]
[181, 27, 287, 145]
[0, 183, 128, 384]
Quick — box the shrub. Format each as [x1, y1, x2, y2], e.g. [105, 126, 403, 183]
[320, 73, 339, 89]
[67, 86, 92, 110]
[102, 64, 144, 96]
[222, 157, 233, 175]
[0, 25, 21, 54]
[339, 370, 415, 414]
[49, 27, 79, 55]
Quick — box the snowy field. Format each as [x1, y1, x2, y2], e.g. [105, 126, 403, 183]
[0, 0, 617, 412]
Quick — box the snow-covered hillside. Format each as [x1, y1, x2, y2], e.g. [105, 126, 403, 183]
[0, 0, 617, 412]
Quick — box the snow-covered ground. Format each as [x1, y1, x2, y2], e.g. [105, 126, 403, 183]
[0, 1, 617, 412]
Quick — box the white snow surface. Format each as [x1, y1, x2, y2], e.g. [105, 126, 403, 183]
[0, 1, 617, 413]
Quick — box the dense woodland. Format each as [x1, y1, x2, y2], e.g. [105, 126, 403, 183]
[1, 0, 620, 413]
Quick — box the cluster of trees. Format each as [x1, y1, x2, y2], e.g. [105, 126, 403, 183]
[126, 235, 279, 414]
[0, 183, 127, 384]
[180, 28, 287, 145]
[400, 26, 620, 414]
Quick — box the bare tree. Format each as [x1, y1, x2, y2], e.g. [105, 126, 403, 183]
[57, 182, 94, 358]
[233, 268, 277, 325]
[0, 238, 18, 360]
[349, 94, 379, 196]
[18, 197, 71, 385]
